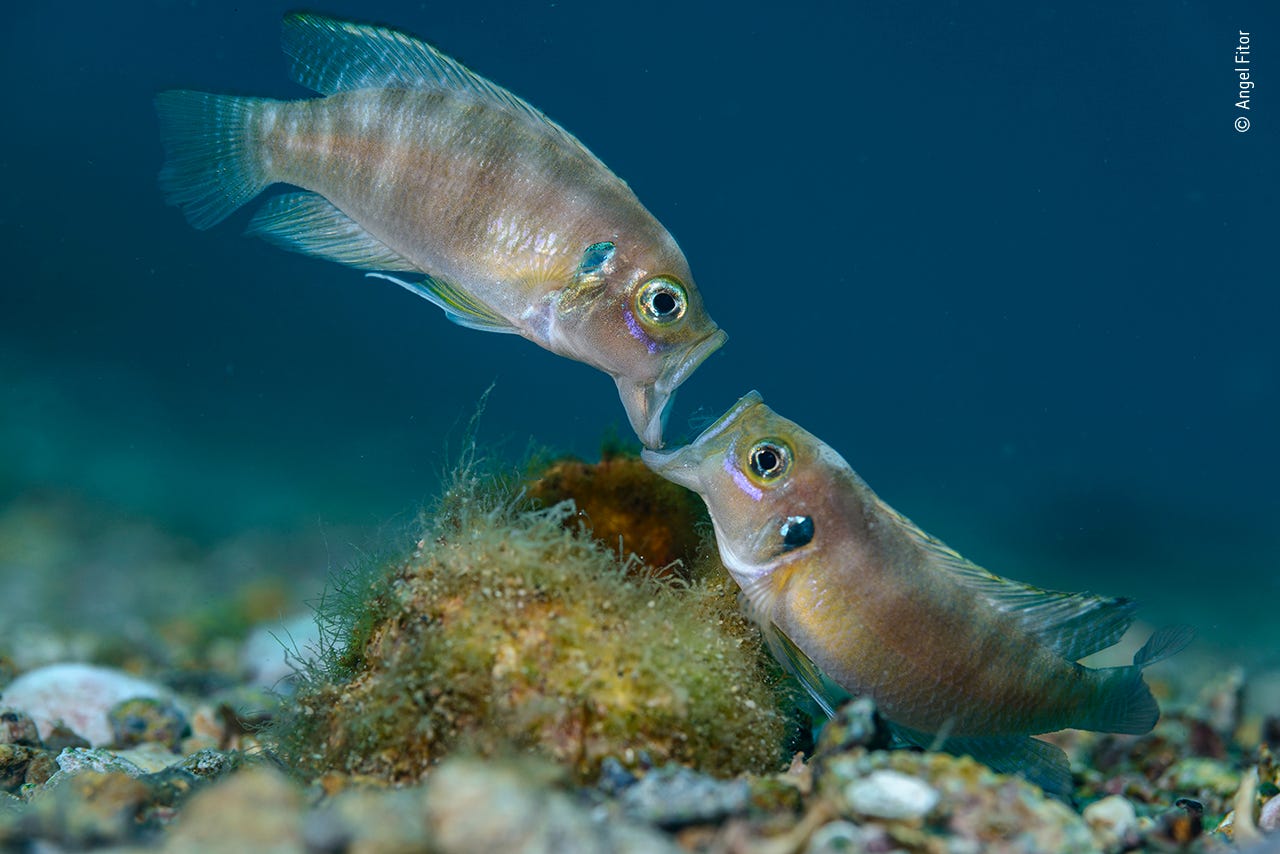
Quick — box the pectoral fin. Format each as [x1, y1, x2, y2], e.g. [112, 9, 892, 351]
[758, 621, 850, 719]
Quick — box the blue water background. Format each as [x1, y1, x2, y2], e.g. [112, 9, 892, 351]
[1, 2, 1275, 654]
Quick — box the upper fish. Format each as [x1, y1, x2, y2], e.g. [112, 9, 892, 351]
[155, 14, 726, 448]
[643, 392, 1192, 797]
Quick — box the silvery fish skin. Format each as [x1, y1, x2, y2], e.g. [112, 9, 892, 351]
[644, 392, 1191, 796]
[156, 14, 725, 448]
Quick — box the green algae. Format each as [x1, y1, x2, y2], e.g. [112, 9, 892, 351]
[273, 453, 789, 784]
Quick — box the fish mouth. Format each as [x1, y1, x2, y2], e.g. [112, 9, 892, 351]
[640, 389, 765, 489]
[620, 327, 728, 449]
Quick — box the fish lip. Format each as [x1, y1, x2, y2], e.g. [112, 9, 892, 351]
[641, 389, 765, 489]
[640, 444, 702, 491]
[627, 327, 729, 449]
[655, 327, 728, 398]
[688, 389, 764, 446]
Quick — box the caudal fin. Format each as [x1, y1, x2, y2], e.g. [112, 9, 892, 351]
[155, 91, 275, 229]
[1080, 625, 1195, 735]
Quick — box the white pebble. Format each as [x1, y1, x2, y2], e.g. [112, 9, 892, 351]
[1083, 795, 1137, 853]
[0, 663, 171, 747]
[1260, 793, 1280, 832]
[240, 613, 321, 690]
[843, 769, 939, 820]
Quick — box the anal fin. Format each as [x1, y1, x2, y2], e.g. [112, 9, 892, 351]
[246, 192, 420, 272]
[893, 724, 1073, 800]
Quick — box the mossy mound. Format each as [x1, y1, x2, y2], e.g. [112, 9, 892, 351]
[277, 458, 788, 784]
[527, 452, 708, 578]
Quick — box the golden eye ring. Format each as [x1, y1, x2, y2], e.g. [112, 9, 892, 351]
[635, 276, 687, 325]
[747, 439, 791, 483]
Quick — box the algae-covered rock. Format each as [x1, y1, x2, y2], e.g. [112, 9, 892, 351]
[528, 451, 709, 575]
[275, 458, 788, 784]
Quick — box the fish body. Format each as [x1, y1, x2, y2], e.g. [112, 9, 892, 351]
[644, 392, 1191, 795]
[156, 14, 725, 447]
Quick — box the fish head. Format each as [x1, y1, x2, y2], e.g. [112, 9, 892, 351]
[642, 391, 834, 601]
[557, 239, 726, 449]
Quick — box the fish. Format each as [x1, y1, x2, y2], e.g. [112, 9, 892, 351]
[155, 14, 726, 448]
[643, 391, 1193, 797]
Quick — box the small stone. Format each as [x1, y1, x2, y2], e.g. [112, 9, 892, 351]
[0, 663, 174, 747]
[53, 746, 147, 779]
[844, 769, 939, 821]
[598, 756, 638, 796]
[1158, 757, 1240, 797]
[0, 708, 41, 747]
[42, 720, 90, 752]
[815, 698, 891, 756]
[806, 819, 882, 854]
[0, 744, 42, 792]
[620, 765, 751, 828]
[1259, 793, 1280, 832]
[1083, 795, 1138, 853]
[163, 765, 305, 852]
[240, 613, 320, 691]
[425, 758, 681, 854]
[108, 697, 189, 749]
[20, 770, 152, 847]
[175, 748, 241, 780]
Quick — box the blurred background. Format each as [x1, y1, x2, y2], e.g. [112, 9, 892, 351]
[1, 1, 1274, 661]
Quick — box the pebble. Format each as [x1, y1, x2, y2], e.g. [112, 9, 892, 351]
[619, 764, 750, 828]
[1083, 794, 1138, 853]
[53, 747, 148, 779]
[843, 769, 939, 821]
[0, 663, 173, 747]
[0, 708, 41, 747]
[426, 758, 681, 854]
[806, 819, 887, 854]
[108, 696, 189, 749]
[1260, 793, 1280, 832]
[240, 613, 320, 690]
[163, 765, 305, 852]
[0, 744, 56, 792]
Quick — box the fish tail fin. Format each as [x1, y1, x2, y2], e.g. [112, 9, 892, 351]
[155, 90, 275, 229]
[1081, 625, 1195, 735]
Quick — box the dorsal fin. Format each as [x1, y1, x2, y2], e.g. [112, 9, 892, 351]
[886, 503, 1138, 662]
[280, 14, 591, 157]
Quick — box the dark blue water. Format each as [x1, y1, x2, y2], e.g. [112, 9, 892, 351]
[1, 2, 1275, 652]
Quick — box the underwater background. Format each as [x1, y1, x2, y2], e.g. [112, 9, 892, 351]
[1, 0, 1275, 660]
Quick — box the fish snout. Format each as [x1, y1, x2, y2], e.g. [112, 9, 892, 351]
[640, 444, 706, 492]
[619, 327, 728, 449]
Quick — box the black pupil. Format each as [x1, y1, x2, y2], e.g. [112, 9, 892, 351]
[651, 290, 677, 316]
[754, 447, 780, 475]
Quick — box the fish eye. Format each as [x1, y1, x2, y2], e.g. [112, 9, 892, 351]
[747, 439, 791, 483]
[635, 276, 687, 326]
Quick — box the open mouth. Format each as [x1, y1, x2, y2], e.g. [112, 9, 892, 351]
[624, 328, 729, 449]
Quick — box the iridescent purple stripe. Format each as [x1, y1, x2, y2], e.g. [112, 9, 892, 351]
[725, 454, 762, 501]
[623, 307, 658, 354]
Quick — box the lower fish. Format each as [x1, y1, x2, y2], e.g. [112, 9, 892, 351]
[643, 391, 1192, 797]
[156, 14, 726, 448]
